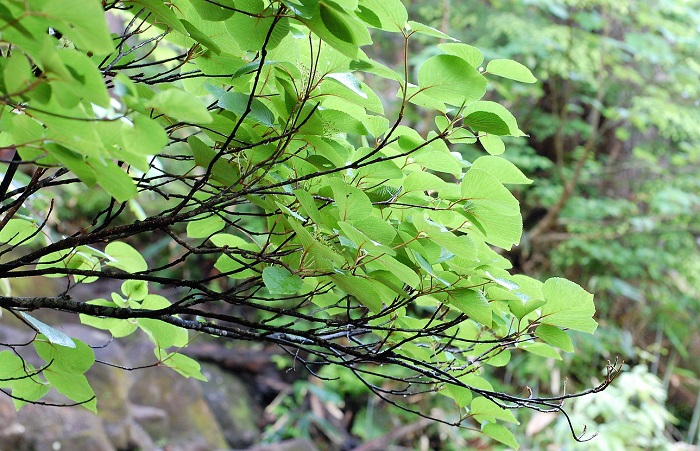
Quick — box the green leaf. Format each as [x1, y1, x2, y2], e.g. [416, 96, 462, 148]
[3, 53, 33, 95]
[41, 0, 114, 56]
[471, 397, 519, 424]
[350, 216, 397, 245]
[9, 376, 51, 410]
[464, 112, 510, 135]
[471, 156, 533, 185]
[520, 342, 563, 360]
[56, 50, 111, 107]
[508, 298, 546, 320]
[485, 349, 511, 367]
[438, 43, 484, 68]
[540, 277, 597, 333]
[508, 274, 545, 319]
[294, 189, 324, 225]
[262, 266, 303, 295]
[181, 19, 222, 54]
[412, 147, 463, 176]
[406, 21, 457, 41]
[461, 168, 522, 249]
[125, 0, 188, 34]
[121, 280, 149, 301]
[412, 250, 451, 286]
[190, 0, 235, 20]
[212, 88, 276, 127]
[121, 115, 168, 171]
[448, 289, 492, 326]
[94, 160, 137, 202]
[486, 59, 537, 83]
[479, 134, 505, 155]
[20, 314, 75, 348]
[482, 422, 520, 449]
[210, 233, 258, 250]
[301, 10, 367, 58]
[283, 0, 319, 19]
[442, 384, 472, 408]
[35, 337, 95, 373]
[431, 233, 476, 261]
[225, 7, 290, 51]
[187, 215, 225, 238]
[460, 373, 495, 392]
[147, 89, 213, 124]
[105, 241, 148, 273]
[376, 255, 420, 289]
[46, 144, 97, 187]
[356, 5, 381, 28]
[351, 58, 403, 82]
[484, 271, 519, 290]
[188, 135, 239, 186]
[65, 250, 100, 284]
[321, 77, 385, 114]
[79, 299, 139, 337]
[43, 371, 96, 412]
[139, 318, 189, 349]
[0, 219, 38, 246]
[0, 351, 50, 409]
[418, 55, 487, 106]
[141, 294, 172, 310]
[357, 0, 408, 31]
[403, 171, 448, 193]
[161, 352, 208, 381]
[320, 4, 354, 43]
[321, 109, 369, 135]
[3, 114, 44, 159]
[534, 324, 574, 352]
[209, 234, 259, 278]
[464, 101, 525, 137]
[80, 315, 139, 338]
[330, 179, 373, 221]
[331, 274, 383, 313]
[326, 72, 367, 99]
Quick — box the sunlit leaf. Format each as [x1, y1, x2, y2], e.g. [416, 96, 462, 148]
[147, 89, 213, 124]
[472, 156, 533, 185]
[418, 55, 487, 106]
[540, 277, 598, 333]
[535, 324, 575, 352]
[160, 352, 208, 381]
[105, 242, 148, 273]
[482, 422, 520, 449]
[448, 289, 492, 326]
[486, 59, 537, 83]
